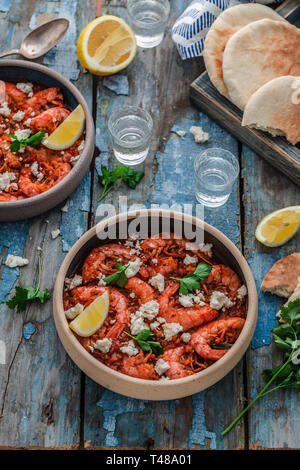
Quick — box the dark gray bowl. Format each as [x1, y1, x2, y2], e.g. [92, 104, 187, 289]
[0, 60, 95, 221]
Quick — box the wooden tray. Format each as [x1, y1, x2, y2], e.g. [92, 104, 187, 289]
[190, 0, 300, 187]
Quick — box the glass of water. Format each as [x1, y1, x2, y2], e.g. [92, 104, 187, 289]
[108, 106, 153, 166]
[194, 148, 239, 208]
[127, 0, 170, 48]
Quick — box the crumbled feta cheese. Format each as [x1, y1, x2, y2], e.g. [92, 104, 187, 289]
[176, 130, 187, 137]
[237, 285, 247, 300]
[138, 300, 160, 320]
[163, 322, 183, 341]
[179, 291, 205, 308]
[14, 128, 31, 140]
[183, 254, 197, 265]
[150, 321, 160, 331]
[152, 258, 158, 265]
[130, 314, 149, 336]
[65, 303, 84, 320]
[210, 291, 233, 310]
[130, 301, 159, 335]
[190, 126, 209, 143]
[31, 162, 44, 181]
[149, 273, 165, 293]
[70, 140, 85, 165]
[23, 118, 32, 127]
[16, 82, 34, 95]
[89, 346, 94, 353]
[199, 242, 213, 257]
[94, 338, 112, 353]
[98, 272, 107, 286]
[159, 375, 170, 381]
[125, 258, 142, 278]
[5, 254, 29, 268]
[156, 316, 166, 324]
[155, 359, 170, 376]
[0, 102, 11, 117]
[51, 229, 60, 240]
[120, 340, 139, 357]
[65, 274, 82, 291]
[181, 333, 191, 344]
[0, 171, 16, 191]
[78, 140, 85, 153]
[12, 110, 25, 122]
[129, 292, 136, 299]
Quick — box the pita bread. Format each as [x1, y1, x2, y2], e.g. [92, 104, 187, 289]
[242, 76, 300, 145]
[223, 19, 300, 109]
[261, 253, 300, 298]
[277, 277, 300, 321]
[203, 4, 284, 98]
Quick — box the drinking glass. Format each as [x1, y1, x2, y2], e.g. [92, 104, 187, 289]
[108, 106, 153, 165]
[127, 0, 170, 48]
[194, 148, 240, 208]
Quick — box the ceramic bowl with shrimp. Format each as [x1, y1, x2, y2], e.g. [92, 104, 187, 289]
[53, 210, 258, 400]
[0, 59, 95, 221]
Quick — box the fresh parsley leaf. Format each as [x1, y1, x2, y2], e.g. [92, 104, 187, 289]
[170, 262, 212, 295]
[98, 165, 144, 202]
[6, 256, 51, 313]
[103, 262, 128, 288]
[9, 130, 45, 152]
[280, 299, 300, 324]
[124, 329, 163, 356]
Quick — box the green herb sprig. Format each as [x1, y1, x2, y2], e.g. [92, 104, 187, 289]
[103, 262, 129, 288]
[9, 130, 45, 152]
[170, 262, 212, 295]
[98, 165, 144, 202]
[6, 256, 51, 313]
[222, 299, 300, 437]
[124, 329, 163, 356]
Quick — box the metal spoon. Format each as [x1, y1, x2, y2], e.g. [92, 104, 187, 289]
[0, 18, 69, 59]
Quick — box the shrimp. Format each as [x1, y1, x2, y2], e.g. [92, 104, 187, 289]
[190, 317, 245, 361]
[18, 162, 71, 197]
[82, 243, 132, 282]
[106, 288, 131, 340]
[158, 282, 218, 331]
[4, 82, 26, 105]
[22, 87, 63, 116]
[206, 265, 241, 294]
[148, 257, 178, 277]
[69, 286, 106, 307]
[0, 137, 21, 170]
[121, 350, 157, 380]
[30, 107, 70, 134]
[162, 346, 193, 379]
[124, 276, 155, 304]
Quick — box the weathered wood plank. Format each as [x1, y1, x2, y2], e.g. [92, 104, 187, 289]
[83, 0, 245, 450]
[0, 0, 94, 447]
[242, 146, 300, 449]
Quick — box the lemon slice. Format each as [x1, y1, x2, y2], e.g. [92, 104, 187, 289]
[69, 290, 109, 337]
[77, 15, 137, 76]
[43, 104, 85, 150]
[255, 206, 300, 247]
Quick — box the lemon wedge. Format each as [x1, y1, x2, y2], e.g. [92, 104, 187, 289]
[69, 290, 109, 337]
[255, 206, 300, 247]
[77, 15, 137, 76]
[43, 104, 85, 150]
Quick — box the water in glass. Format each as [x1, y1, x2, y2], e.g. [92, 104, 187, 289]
[128, 0, 170, 48]
[194, 149, 239, 208]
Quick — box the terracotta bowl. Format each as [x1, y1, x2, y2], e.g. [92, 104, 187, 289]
[53, 209, 258, 400]
[0, 60, 95, 221]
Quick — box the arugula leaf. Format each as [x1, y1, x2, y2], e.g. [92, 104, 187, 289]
[9, 130, 45, 152]
[98, 165, 144, 202]
[170, 262, 212, 295]
[103, 262, 128, 288]
[222, 299, 300, 437]
[6, 256, 51, 313]
[124, 329, 163, 356]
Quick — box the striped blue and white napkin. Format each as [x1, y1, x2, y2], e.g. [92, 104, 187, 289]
[172, 0, 284, 60]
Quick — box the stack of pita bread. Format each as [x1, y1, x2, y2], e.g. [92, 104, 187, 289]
[203, 4, 300, 145]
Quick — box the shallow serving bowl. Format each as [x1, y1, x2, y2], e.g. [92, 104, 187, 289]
[0, 60, 95, 222]
[53, 209, 258, 400]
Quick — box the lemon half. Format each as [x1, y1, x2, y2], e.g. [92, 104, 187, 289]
[70, 290, 109, 337]
[77, 15, 137, 76]
[43, 104, 85, 150]
[255, 206, 300, 247]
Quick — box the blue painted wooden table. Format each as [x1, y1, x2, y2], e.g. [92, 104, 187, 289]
[0, 0, 299, 450]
